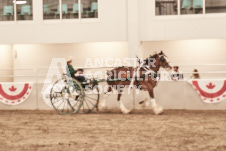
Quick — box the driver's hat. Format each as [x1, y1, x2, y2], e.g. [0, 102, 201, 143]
[67, 56, 73, 62]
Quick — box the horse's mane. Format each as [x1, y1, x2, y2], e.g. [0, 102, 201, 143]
[149, 53, 158, 59]
[148, 52, 159, 60]
[142, 53, 159, 66]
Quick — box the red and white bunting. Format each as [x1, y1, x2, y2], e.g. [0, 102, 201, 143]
[188, 79, 226, 103]
[0, 83, 33, 105]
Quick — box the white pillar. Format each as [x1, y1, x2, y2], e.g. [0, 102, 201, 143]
[127, 0, 143, 64]
[0, 45, 13, 82]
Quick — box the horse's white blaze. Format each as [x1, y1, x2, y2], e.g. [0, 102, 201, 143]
[164, 56, 170, 64]
[119, 100, 130, 114]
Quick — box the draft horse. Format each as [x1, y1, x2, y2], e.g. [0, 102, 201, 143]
[99, 51, 172, 115]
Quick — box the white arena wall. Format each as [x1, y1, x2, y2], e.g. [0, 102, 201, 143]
[1, 39, 226, 82]
[0, 81, 225, 111]
[141, 39, 226, 79]
[12, 42, 128, 82]
[0, 39, 226, 111]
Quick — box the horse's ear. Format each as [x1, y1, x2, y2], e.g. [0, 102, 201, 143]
[159, 50, 164, 54]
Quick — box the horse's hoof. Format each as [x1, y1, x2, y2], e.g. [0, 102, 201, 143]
[99, 106, 106, 111]
[122, 109, 131, 114]
[153, 106, 163, 115]
[139, 98, 149, 108]
[98, 103, 106, 111]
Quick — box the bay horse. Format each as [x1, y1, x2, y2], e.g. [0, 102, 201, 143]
[99, 51, 172, 115]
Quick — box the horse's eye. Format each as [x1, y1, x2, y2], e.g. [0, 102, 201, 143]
[160, 57, 165, 62]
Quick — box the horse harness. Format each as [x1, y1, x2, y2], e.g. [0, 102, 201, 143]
[128, 60, 160, 89]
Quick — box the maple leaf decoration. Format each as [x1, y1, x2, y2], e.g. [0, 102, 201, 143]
[9, 85, 17, 92]
[206, 82, 215, 89]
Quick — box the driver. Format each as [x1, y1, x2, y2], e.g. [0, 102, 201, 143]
[66, 56, 86, 82]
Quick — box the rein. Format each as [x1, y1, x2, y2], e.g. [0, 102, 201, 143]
[128, 58, 158, 89]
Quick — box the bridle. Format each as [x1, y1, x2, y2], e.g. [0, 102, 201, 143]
[128, 53, 170, 88]
[159, 54, 170, 68]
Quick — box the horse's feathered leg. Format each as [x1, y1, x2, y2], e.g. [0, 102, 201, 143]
[99, 93, 109, 110]
[147, 86, 163, 115]
[150, 98, 163, 115]
[98, 84, 112, 110]
[117, 87, 131, 114]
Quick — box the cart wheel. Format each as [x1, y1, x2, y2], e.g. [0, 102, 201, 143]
[78, 81, 99, 113]
[50, 78, 84, 115]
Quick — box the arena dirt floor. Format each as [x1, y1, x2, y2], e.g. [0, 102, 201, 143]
[0, 110, 226, 151]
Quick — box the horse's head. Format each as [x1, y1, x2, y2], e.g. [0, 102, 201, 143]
[157, 50, 172, 70]
[144, 51, 172, 71]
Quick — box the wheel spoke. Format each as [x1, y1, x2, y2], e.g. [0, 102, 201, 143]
[52, 95, 63, 99]
[61, 98, 67, 113]
[84, 98, 91, 111]
[82, 99, 85, 111]
[86, 96, 97, 101]
[77, 86, 99, 113]
[67, 98, 76, 111]
[50, 78, 86, 114]
[56, 101, 64, 110]
[66, 100, 69, 113]
[53, 97, 62, 104]
[85, 97, 96, 107]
